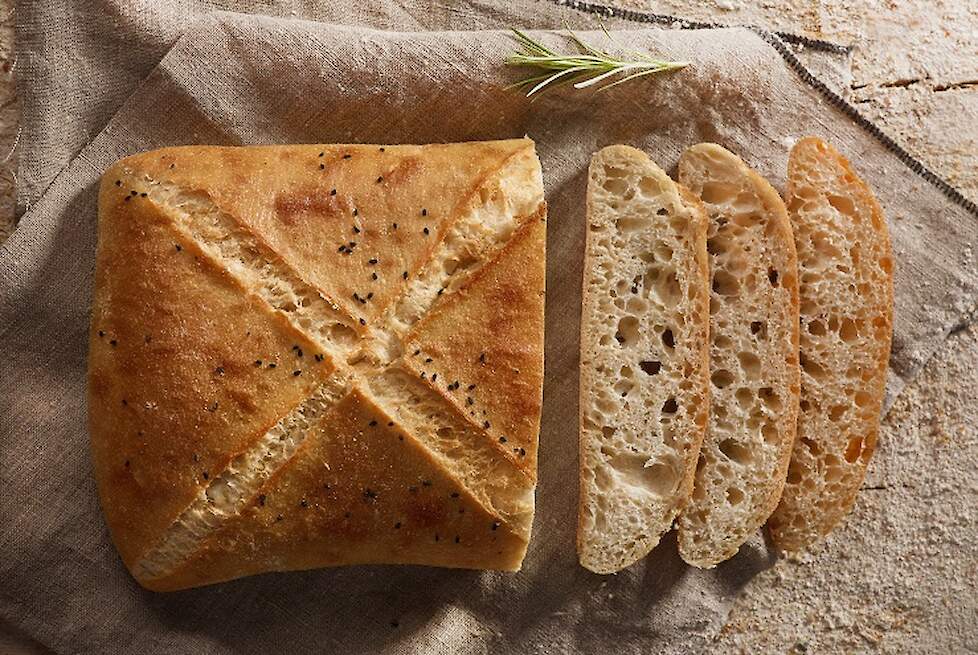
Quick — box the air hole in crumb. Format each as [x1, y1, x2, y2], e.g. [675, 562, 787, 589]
[719, 438, 752, 465]
[701, 181, 739, 205]
[735, 387, 752, 409]
[726, 487, 745, 505]
[750, 321, 766, 338]
[662, 398, 678, 414]
[839, 318, 860, 343]
[711, 369, 734, 388]
[800, 353, 827, 380]
[845, 437, 863, 463]
[615, 316, 640, 346]
[767, 268, 779, 286]
[854, 390, 873, 407]
[661, 329, 675, 349]
[786, 462, 803, 484]
[712, 270, 740, 296]
[616, 216, 651, 233]
[436, 427, 452, 438]
[828, 194, 856, 217]
[758, 387, 781, 411]
[601, 426, 616, 439]
[737, 352, 761, 379]
[807, 320, 826, 336]
[601, 177, 629, 195]
[638, 176, 660, 196]
[639, 360, 661, 376]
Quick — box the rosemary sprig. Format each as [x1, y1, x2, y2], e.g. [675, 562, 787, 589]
[506, 27, 688, 97]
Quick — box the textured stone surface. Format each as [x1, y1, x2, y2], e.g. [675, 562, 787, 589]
[1, 0, 975, 652]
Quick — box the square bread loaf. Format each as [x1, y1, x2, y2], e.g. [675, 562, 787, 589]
[88, 139, 547, 591]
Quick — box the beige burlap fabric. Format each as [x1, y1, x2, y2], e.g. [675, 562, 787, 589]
[2, 2, 976, 653]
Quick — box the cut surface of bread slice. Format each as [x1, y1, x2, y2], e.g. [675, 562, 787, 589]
[90, 139, 546, 590]
[578, 145, 710, 574]
[768, 136, 893, 552]
[676, 143, 800, 568]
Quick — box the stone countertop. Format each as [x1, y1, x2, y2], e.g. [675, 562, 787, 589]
[1, 1, 975, 652]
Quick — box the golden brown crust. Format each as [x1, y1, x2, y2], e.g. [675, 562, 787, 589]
[89, 189, 335, 566]
[89, 139, 546, 590]
[403, 210, 547, 478]
[114, 142, 527, 323]
[146, 388, 528, 592]
[768, 136, 893, 552]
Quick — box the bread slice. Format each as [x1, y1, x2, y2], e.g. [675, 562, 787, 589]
[578, 145, 710, 574]
[676, 143, 800, 568]
[767, 137, 893, 552]
[89, 139, 547, 590]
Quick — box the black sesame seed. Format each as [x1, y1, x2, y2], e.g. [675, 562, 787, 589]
[466, 397, 474, 406]
[422, 480, 432, 487]
[437, 288, 444, 296]
[349, 241, 357, 248]
[314, 353, 324, 362]
[207, 401, 219, 412]
[379, 147, 385, 152]
[114, 180, 122, 187]
[124, 460, 130, 468]
[319, 164, 325, 170]
[391, 620, 399, 628]
[519, 447, 526, 457]
[300, 499, 308, 508]
[293, 370, 302, 376]
[369, 420, 377, 427]
[277, 514, 284, 522]
[409, 486, 418, 493]
[467, 384, 476, 391]
[268, 363, 277, 369]
[420, 372, 426, 379]
[454, 536, 460, 544]
[371, 272, 378, 281]
[214, 366, 224, 375]
[402, 271, 408, 280]
[484, 421, 491, 429]
[394, 522, 401, 529]
[425, 357, 433, 363]
[353, 225, 361, 234]
[431, 373, 438, 382]
[423, 227, 430, 235]
[413, 349, 421, 356]
[421, 208, 427, 216]
[98, 330, 105, 337]
[318, 152, 324, 158]
[109, 339, 118, 347]
[338, 245, 346, 253]
[368, 258, 378, 265]
[130, 190, 138, 196]
[377, 176, 384, 183]
[392, 222, 398, 230]
[255, 360, 262, 367]
[258, 494, 266, 506]
[343, 153, 351, 159]
[492, 521, 500, 531]
[450, 492, 459, 498]
[388, 421, 394, 427]
[499, 436, 507, 443]
[124, 196, 131, 202]
[140, 192, 147, 198]
[295, 348, 303, 358]
[359, 318, 366, 326]
[479, 353, 486, 363]
[364, 488, 377, 501]
[329, 188, 336, 196]
[344, 512, 351, 518]
[353, 208, 358, 216]
[434, 534, 440, 542]
[202, 471, 209, 480]
[175, 244, 182, 252]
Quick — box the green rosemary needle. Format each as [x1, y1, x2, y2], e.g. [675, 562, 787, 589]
[506, 27, 688, 97]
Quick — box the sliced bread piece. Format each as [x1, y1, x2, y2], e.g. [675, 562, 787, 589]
[676, 143, 801, 568]
[578, 145, 710, 574]
[767, 136, 893, 552]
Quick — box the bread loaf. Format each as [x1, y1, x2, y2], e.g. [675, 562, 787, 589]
[578, 145, 710, 574]
[89, 139, 547, 590]
[676, 143, 800, 568]
[767, 136, 893, 552]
